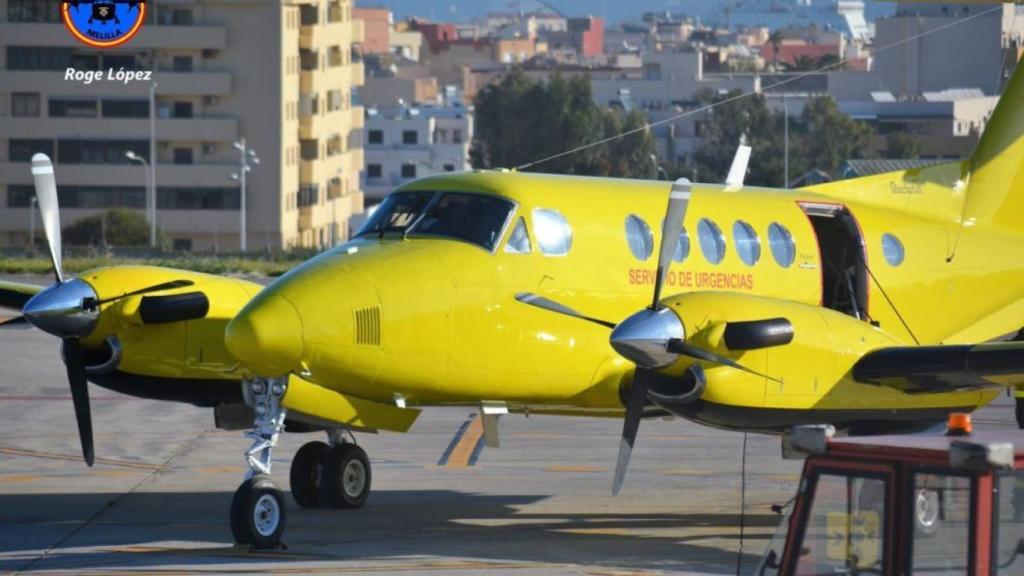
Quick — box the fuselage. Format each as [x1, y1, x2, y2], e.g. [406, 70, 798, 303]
[225, 169, 1024, 432]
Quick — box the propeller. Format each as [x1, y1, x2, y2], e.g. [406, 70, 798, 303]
[516, 177, 786, 493]
[17, 155, 194, 466]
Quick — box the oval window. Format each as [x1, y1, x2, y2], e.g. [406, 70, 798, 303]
[532, 208, 572, 256]
[673, 227, 690, 263]
[625, 215, 654, 261]
[733, 220, 760, 266]
[697, 218, 726, 264]
[768, 223, 795, 268]
[882, 233, 904, 266]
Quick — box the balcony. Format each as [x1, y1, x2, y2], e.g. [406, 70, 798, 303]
[298, 207, 314, 231]
[4, 117, 238, 142]
[0, 22, 227, 49]
[0, 162, 237, 188]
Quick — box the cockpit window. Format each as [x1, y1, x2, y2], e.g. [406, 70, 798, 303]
[504, 217, 531, 254]
[356, 191, 434, 237]
[410, 192, 515, 251]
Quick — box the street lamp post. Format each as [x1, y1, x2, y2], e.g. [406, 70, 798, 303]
[148, 81, 157, 246]
[28, 197, 37, 250]
[229, 138, 259, 253]
[125, 150, 156, 247]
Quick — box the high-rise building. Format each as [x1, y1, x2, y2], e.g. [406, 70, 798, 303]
[0, 0, 365, 251]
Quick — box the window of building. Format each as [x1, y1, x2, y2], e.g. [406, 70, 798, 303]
[767, 222, 795, 268]
[100, 99, 147, 118]
[172, 238, 193, 251]
[673, 227, 690, 262]
[10, 139, 54, 162]
[401, 164, 416, 179]
[532, 208, 572, 256]
[402, 130, 418, 145]
[57, 139, 147, 164]
[881, 233, 904, 266]
[733, 220, 760, 266]
[173, 148, 193, 165]
[368, 129, 383, 145]
[102, 54, 136, 70]
[452, 129, 463, 144]
[12, 93, 40, 117]
[7, 0, 60, 22]
[172, 56, 193, 72]
[697, 218, 726, 264]
[7, 47, 72, 70]
[434, 129, 447, 143]
[443, 164, 455, 172]
[624, 214, 653, 261]
[158, 187, 239, 210]
[173, 101, 193, 118]
[9, 184, 145, 209]
[909, 473, 971, 574]
[297, 185, 319, 207]
[504, 217, 531, 254]
[367, 164, 382, 179]
[6, 185, 35, 207]
[300, 139, 318, 161]
[50, 97, 98, 118]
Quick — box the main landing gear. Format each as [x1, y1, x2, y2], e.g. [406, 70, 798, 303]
[229, 378, 373, 548]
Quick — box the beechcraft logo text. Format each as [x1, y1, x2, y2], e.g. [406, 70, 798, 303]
[62, 0, 146, 49]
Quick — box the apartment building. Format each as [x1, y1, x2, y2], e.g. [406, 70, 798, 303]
[362, 104, 472, 203]
[0, 0, 364, 251]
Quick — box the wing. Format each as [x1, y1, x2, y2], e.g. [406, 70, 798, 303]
[852, 342, 1024, 393]
[0, 280, 44, 311]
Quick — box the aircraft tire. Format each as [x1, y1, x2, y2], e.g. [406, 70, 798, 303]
[230, 474, 287, 548]
[321, 443, 371, 509]
[913, 488, 941, 537]
[291, 441, 330, 508]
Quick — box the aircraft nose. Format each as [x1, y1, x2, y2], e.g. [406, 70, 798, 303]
[23, 278, 99, 338]
[225, 294, 304, 377]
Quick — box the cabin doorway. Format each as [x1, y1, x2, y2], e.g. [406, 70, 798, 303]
[800, 203, 869, 320]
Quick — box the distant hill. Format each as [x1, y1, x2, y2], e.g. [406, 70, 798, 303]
[358, 0, 895, 27]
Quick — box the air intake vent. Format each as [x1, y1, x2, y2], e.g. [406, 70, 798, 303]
[354, 307, 381, 346]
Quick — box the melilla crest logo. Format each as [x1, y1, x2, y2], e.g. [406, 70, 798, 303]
[62, 0, 146, 49]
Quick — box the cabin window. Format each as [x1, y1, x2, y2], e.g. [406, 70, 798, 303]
[768, 223, 795, 268]
[355, 191, 434, 237]
[881, 233, 904, 266]
[733, 220, 760, 266]
[625, 214, 654, 261]
[411, 192, 514, 251]
[993, 471, 1024, 575]
[504, 217, 531, 254]
[697, 218, 726, 264]
[532, 208, 572, 256]
[908, 473, 971, 574]
[673, 227, 690, 263]
[795, 473, 886, 575]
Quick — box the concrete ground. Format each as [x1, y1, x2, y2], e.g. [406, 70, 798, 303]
[0, 303, 1019, 575]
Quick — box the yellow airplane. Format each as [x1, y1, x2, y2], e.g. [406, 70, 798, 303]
[2, 155, 420, 545]
[217, 56, 1024, 546]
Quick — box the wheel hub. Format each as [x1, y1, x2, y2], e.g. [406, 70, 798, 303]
[343, 459, 366, 497]
[253, 493, 280, 537]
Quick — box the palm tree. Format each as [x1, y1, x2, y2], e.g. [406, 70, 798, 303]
[768, 30, 784, 71]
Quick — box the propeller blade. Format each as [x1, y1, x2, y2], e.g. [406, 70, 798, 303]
[61, 338, 94, 466]
[31, 154, 63, 284]
[90, 279, 195, 308]
[652, 179, 691, 310]
[667, 339, 782, 384]
[612, 368, 654, 496]
[515, 292, 617, 329]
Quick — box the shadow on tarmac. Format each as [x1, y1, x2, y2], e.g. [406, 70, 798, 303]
[0, 489, 778, 573]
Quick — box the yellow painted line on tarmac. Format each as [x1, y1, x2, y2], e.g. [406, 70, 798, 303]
[0, 446, 160, 471]
[438, 414, 485, 468]
[546, 464, 606, 473]
[0, 473, 41, 483]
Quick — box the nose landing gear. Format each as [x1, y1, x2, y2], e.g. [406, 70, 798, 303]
[230, 377, 288, 548]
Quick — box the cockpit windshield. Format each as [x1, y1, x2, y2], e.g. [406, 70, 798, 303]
[356, 191, 515, 252]
[410, 192, 514, 251]
[356, 191, 434, 237]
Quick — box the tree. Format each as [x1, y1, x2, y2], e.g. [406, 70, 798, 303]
[64, 209, 153, 247]
[883, 132, 922, 159]
[690, 90, 786, 187]
[470, 68, 656, 178]
[791, 96, 872, 176]
[768, 30, 784, 71]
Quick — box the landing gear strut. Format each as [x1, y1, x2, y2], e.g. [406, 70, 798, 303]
[230, 377, 288, 548]
[290, 430, 372, 509]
